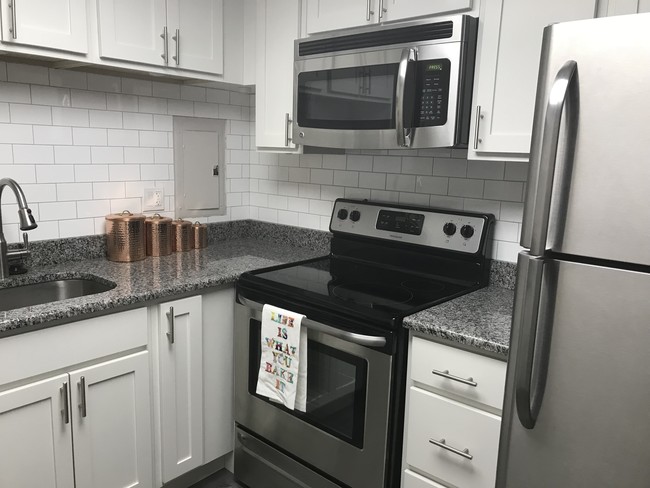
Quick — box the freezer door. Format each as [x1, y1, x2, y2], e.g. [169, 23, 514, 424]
[522, 13, 650, 266]
[497, 256, 650, 487]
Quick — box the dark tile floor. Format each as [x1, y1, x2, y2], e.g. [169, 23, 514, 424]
[189, 469, 245, 488]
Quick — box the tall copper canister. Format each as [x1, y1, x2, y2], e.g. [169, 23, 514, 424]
[105, 210, 146, 262]
[171, 219, 193, 252]
[145, 214, 172, 256]
[192, 221, 208, 249]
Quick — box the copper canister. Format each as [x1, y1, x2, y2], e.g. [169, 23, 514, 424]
[145, 214, 172, 257]
[171, 219, 193, 252]
[105, 210, 146, 262]
[192, 221, 208, 249]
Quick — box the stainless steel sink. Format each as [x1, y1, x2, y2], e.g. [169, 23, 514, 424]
[0, 278, 116, 312]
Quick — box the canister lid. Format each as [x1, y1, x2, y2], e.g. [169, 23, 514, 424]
[171, 218, 191, 227]
[192, 221, 207, 228]
[146, 213, 172, 224]
[105, 210, 146, 222]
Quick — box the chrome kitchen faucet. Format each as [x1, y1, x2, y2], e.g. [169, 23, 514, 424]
[0, 178, 38, 279]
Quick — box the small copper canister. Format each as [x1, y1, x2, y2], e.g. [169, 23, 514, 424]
[105, 210, 146, 262]
[145, 214, 172, 257]
[171, 219, 193, 252]
[192, 221, 208, 249]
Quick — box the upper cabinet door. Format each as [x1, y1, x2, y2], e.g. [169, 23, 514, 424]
[0, 0, 88, 53]
[97, 0, 167, 65]
[381, 0, 472, 22]
[305, 0, 375, 34]
[167, 0, 224, 74]
[0, 374, 75, 488]
[605, 0, 650, 14]
[468, 0, 598, 161]
[70, 352, 153, 488]
[256, 0, 301, 151]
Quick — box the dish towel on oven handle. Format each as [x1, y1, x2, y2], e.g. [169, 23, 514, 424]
[256, 304, 307, 412]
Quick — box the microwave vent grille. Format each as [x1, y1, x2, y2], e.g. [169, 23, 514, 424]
[299, 21, 454, 57]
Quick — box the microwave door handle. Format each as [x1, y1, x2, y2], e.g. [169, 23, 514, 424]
[396, 47, 417, 147]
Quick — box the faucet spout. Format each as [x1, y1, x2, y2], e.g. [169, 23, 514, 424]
[0, 178, 38, 279]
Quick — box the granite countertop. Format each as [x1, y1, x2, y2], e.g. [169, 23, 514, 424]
[0, 238, 324, 337]
[403, 285, 515, 358]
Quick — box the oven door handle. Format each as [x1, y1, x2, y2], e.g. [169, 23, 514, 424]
[238, 296, 387, 348]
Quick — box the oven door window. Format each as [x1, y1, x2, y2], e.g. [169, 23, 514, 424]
[297, 64, 398, 130]
[248, 320, 368, 448]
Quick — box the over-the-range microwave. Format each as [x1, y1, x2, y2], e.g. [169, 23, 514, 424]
[293, 15, 478, 150]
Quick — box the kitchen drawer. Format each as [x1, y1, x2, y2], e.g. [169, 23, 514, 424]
[405, 386, 501, 488]
[403, 469, 446, 488]
[411, 336, 506, 411]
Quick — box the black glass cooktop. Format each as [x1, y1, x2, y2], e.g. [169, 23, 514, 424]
[239, 255, 476, 324]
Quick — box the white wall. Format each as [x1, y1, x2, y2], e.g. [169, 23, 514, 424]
[247, 147, 526, 262]
[0, 61, 252, 243]
[0, 60, 524, 262]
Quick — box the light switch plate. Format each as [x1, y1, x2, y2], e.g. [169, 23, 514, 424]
[143, 188, 164, 211]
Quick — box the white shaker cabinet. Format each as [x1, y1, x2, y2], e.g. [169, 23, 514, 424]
[97, 0, 167, 65]
[0, 0, 88, 53]
[97, 0, 223, 74]
[304, 0, 373, 35]
[70, 352, 154, 488]
[380, 0, 473, 23]
[255, 0, 301, 151]
[157, 295, 204, 482]
[604, 0, 650, 14]
[0, 374, 75, 488]
[166, 0, 224, 74]
[468, 0, 598, 161]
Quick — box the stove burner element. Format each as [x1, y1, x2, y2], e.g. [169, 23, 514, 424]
[332, 282, 414, 308]
[401, 279, 446, 294]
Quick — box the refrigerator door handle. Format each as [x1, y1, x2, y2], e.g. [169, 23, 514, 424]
[522, 59, 578, 255]
[513, 252, 553, 429]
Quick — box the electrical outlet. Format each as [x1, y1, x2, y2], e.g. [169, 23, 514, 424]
[143, 188, 164, 211]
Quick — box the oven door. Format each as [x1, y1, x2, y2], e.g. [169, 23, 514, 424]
[293, 42, 463, 150]
[234, 298, 393, 488]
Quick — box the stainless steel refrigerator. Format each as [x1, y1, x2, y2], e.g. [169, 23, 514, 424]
[497, 13, 650, 488]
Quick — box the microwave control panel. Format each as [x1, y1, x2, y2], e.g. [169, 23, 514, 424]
[415, 58, 451, 127]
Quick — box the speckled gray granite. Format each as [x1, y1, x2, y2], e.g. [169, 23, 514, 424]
[0, 238, 324, 337]
[11, 220, 331, 268]
[489, 260, 517, 290]
[404, 285, 514, 358]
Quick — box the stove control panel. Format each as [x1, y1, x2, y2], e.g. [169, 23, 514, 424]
[330, 199, 490, 254]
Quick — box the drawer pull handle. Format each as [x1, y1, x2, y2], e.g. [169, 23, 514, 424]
[431, 369, 477, 387]
[429, 438, 473, 460]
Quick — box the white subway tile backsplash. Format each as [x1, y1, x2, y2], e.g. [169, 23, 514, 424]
[206, 88, 230, 104]
[0, 144, 12, 163]
[429, 194, 464, 210]
[322, 154, 347, 170]
[0, 103, 8, 122]
[71, 90, 107, 109]
[386, 174, 416, 192]
[0, 164, 36, 183]
[9, 104, 52, 124]
[152, 82, 180, 99]
[433, 157, 467, 177]
[21, 183, 56, 203]
[180, 86, 206, 102]
[448, 178, 484, 198]
[500, 202, 524, 222]
[52, 107, 89, 127]
[90, 110, 123, 128]
[463, 198, 501, 218]
[123, 112, 153, 130]
[347, 155, 373, 172]
[57, 183, 93, 201]
[358, 172, 386, 190]
[320, 185, 345, 201]
[31, 86, 70, 107]
[88, 74, 121, 93]
[121, 78, 152, 97]
[415, 175, 447, 194]
[108, 129, 139, 147]
[0, 82, 31, 103]
[298, 183, 320, 200]
[153, 115, 173, 131]
[277, 210, 299, 226]
[168, 99, 194, 116]
[467, 160, 505, 180]
[109, 165, 140, 181]
[59, 218, 95, 238]
[75, 165, 109, 182]
[125, 147, 154, 164]
[153, 148, 173, 164]
[77, 199, 111, 218]
[0, 123, 33, 143]
[73, 128, 107, 146]
[139, 131, 168, 147]
[310, 169, 333, 185]
[110, 198, 142, 213]
[288, 167, 310, 183]
[140, 165, 169, 180]
[34, 126, 72, 145]
[373, 155, 402, 173]
[28, 221, 60, 240]
[55, 146, 91, 164]
[7, 63, 49, 85]
[484, 180, 524, 202]
[345, 187, 371, 200]
[138, 97, 167, 114]
[91, 146, 124, 164]
[93, 182, 125, 199]
[39, 201, 76, 221]
[398, 192, 430, 206]
[13, 145, 54, 164]
[49, 69, 87, 89]
[505, 162, 529, 181]
[107, 93, 138, 111]
[370, 189, 399, 203]
[37, 165, 74, 183]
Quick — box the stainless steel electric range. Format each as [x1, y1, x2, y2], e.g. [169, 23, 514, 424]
[234, 199, 494, 488]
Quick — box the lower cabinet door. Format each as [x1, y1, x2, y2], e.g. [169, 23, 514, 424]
[403, 469, 447, 488]
[406, 387, 501, 488]
[0, 374, 75, 488]
[158, 295, 204, 482]
[70, 351, 153, 488]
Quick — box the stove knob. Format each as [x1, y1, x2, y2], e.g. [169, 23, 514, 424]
[337, 208, 349, 220]
[350, 210, 361, 222]
[443, 222, 457, 236]
[460, 225, 475, 239]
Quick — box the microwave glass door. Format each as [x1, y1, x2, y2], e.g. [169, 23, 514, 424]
[297, 63, 398, 130]
[248, 319, 368, 448]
